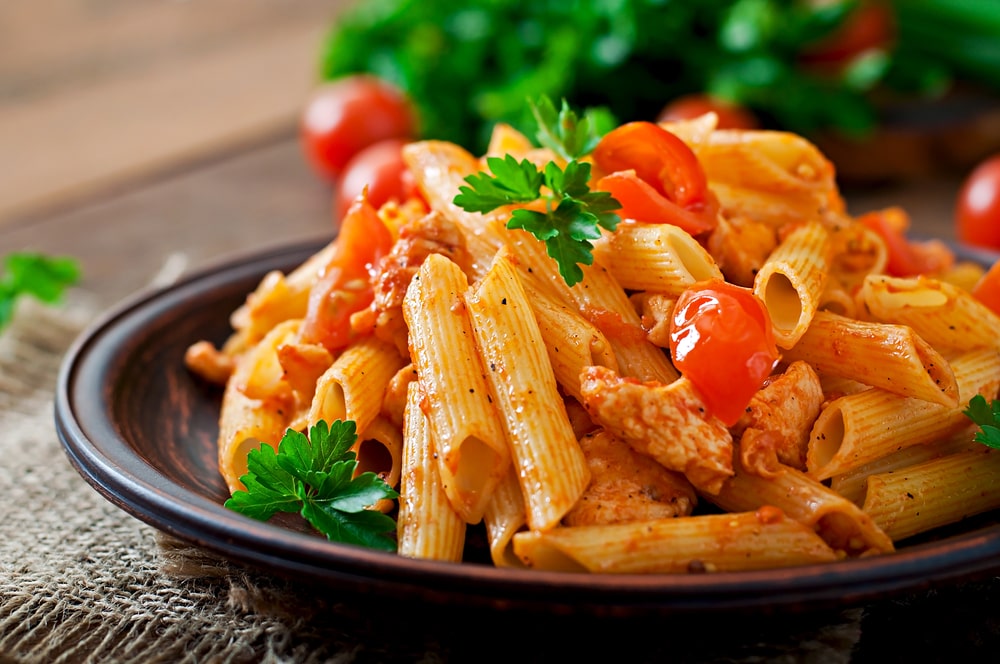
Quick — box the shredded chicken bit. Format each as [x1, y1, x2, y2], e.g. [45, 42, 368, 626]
[732, 361, 825, 477]
[579, 365, 734, 495]
[563, 429, 697, 526]
[357, 210, 468, 356]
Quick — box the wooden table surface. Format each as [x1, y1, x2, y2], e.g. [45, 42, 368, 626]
[3, 2, 999, 661]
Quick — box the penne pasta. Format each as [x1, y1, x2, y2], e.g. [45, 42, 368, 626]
[402, 253, 511, 523]
[783, 310, 959, 407]
[467, 249, 591, 530]
[397, 383, 466, 561]
[512, 509, 837, 573]
[753, 221, 832, 348]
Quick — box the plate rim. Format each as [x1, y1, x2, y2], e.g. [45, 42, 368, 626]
[54, 237, 1000, 616]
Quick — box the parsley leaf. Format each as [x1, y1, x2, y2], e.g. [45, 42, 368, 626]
[962, 394, 1000, 449]
[225, 420, 399, 551]
[454, 98, 621, 287]
[0, 252, 80, 332]
[529, 95, 614, 162]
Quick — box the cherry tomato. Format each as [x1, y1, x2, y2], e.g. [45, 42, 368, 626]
[335, 139, 419, 220]
[972, 260, 1000, 317]
[669, 280, 778, 426]
[300, 75, 417, 181]
[299, 192, 394, 351]
[859, 207, 954, 276]
[957, 154, 1000, 251]
[594, 121, 708, 209]
[595, 171, 716, 236]
[656, 94, 759, 130]
[800, 2, 895, 65]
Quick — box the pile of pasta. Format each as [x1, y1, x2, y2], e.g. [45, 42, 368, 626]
[186, 113, 1000, 574]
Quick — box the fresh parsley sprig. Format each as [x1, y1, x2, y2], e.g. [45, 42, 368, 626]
[529, 95, 615, 162]
[455, 156, 620, 287]
[453, 96, 621, 287]
[226, 419, 399, 551]
[962, 394, 1000, 449]
[0, 252, 80, 333]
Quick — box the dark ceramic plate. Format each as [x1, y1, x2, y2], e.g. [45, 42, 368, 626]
[55, 239, 1000, 618]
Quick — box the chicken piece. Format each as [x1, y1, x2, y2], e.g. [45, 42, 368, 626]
[706, 214, 777, 287]
[563, 429, 696, 526]
[360, 210, 468, 355]
[579, 365, 733, 494]
[630, 292, 675, 349]
[733, 361, 824, 476]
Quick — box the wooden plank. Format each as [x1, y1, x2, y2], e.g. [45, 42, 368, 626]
[0, 0, 349, 227]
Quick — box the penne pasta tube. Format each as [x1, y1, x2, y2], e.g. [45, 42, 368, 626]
[783, 310, 959, 407]
[860, 273, 1000, 353]
[595, 221, 723, 296]
[512, 509, 837, 573]
[710, 453, 894, 556]
[307, 335, 407, 436]
[467, 249, 591, 530]
[502, 226, 680, 384]
[402, 253, 511, 523]
[525, 279, 618, 402]
[806, 348, 1000, 480]
[397, 383, 466, 561]
[217, 320, 300, 493]
[482, 470, 528, 568]
[862, 447, 1000, 542]
[753, 221, 832, 348]
[830, 430, 977, 505]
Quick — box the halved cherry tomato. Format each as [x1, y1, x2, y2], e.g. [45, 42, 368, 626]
[656, 94, 759, 130]
[301, 75, 416, 181]
[299, 192, 394, 351]
[669, 280, 779, 426]
[972, 260, 1000, 317]
[595, 171, 716, 236]
[956, 154, 1000, 251]
[335, 138, 420, 220]
[593, 121, 708, 209]
[859, 207, 954, 276]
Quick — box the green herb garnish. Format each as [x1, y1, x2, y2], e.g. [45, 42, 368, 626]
[962, 394, 1000, 449]
[454, 155, 620, 287]
[529, 95, 614, 162]
[226, 420, 399, 551]
[0, 252, 80, 333]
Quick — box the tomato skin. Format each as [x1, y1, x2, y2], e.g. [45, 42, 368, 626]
[656, 94, 759, 130]
[335, 139, 418, 220]
[972, 260, 1000, 316]
[301, 75, 416, 181]
[859, 207, 952, 277]
[299, 193, 394, 350]
[669, 280, 779, 426]
[595, 171, 716, 236]
[957, 154, 1000, 251]
[594, 121, 708, 209]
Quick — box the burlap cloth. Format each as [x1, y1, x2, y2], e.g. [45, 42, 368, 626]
[1, 294, 997, 663]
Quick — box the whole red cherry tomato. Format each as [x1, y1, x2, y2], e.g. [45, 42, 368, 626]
[335, 138, 419, 220]
[956, 154, 1000, 251]
[656, 94, 759, 130]
[669, 280, 779, 426]
[301, 75, 417, 181]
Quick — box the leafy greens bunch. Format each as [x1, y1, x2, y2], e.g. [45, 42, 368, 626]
[319, 0, 1000, 152]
